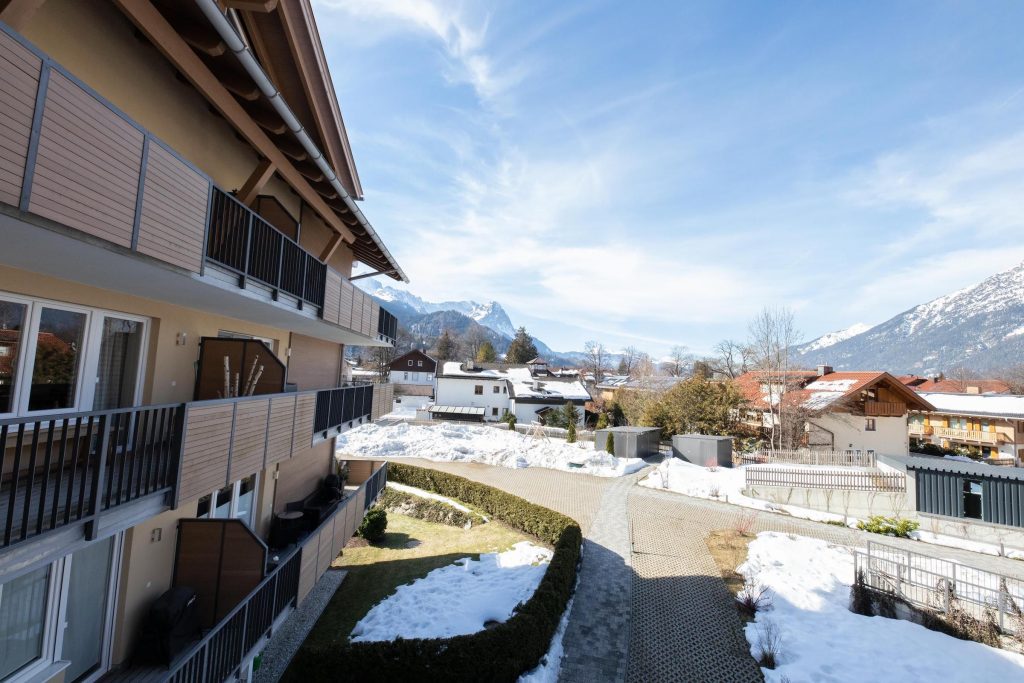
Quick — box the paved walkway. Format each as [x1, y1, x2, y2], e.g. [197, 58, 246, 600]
[385, 458, 1024, 682]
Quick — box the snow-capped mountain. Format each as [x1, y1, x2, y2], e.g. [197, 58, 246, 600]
[362, 280, 516, 338]
[796, 260, 1024, 374]
[795, 323, 872, 354]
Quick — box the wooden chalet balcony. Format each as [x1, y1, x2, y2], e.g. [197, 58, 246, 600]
[864, 401, 905, 417]
[934, 426, 999, 445]
[908, 423, 934, 436]
[0, 25, 395, 346]
[0, 383, 383, 552]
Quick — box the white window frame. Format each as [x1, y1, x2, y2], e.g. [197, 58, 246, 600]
[199, 474, 259, 528]
[0, 291, 150, 420]
[0, 533, 124, 683]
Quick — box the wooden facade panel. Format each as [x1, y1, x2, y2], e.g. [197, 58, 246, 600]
[0, 32, 40, 207]
[332, 502, 349, 556]
[266, 395, 296, 465]
[370, 301, 381, 339]
[354, 489, 366, 516]
[344, 497, 358, 542]
[317, 523, 334, 575]
[229, 399, 269, 481]
[338, 280, 354, 329]
[323, 269, 342, 325]
[371, 384, 393, 421]
[178, 404, 234, 504]
[350, 289, 363, 335]
[137, 143, 208, 272]
[30, 72, 142, 247]
[292, 393, 316, 454]
[361, 297, 373, 337]
[297, 535, 319, 604]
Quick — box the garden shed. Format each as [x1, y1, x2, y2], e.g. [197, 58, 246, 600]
[672, 434, 733, 468]
[595, 426, 661, 459]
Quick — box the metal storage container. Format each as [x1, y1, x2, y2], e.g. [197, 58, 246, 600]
[595, 426, 661, 459]
[672, 434, 733, 468]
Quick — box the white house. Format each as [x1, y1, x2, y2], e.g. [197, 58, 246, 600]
[434, 361, 590, 424]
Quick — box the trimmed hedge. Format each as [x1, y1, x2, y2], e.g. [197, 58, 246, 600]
[377, 487, 478, 528]
[287, 463, 582, 682]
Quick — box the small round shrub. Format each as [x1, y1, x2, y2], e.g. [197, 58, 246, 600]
[357, 507, 387, 542]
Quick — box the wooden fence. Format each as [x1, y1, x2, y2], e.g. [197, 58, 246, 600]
[745, 466, 905, 492]
[739, 448, 876, 468]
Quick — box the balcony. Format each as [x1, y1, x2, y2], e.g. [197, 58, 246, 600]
[0, 25, 393, 347]
[909, 423, 934, 436]
[934, 427, 999, 445]
[864, 401, 905, 417]
[0, 383, 383, 555]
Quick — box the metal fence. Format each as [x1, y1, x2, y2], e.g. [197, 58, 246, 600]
[745, 466, 906, 492]
[739, 448, 876, 468]
[855, 541, 1024, 636]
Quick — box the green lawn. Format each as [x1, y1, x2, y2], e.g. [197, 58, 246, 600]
[297, 511, 533, 652]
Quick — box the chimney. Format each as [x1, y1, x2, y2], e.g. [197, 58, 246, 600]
[817, 364, 833, 377]
[466, 359, 475, 370]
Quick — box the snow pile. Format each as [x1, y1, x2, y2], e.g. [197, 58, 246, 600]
[739, 533, 1024, 681]
[910, 528, 1024, 561]
[350, 542, 552, 642]
[337, 422, 646, 477]
[640, 459, 850, 524]
[387, 481, 479, 517]
[382, 396, 431, 420]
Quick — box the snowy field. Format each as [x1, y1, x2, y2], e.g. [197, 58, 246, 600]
[382, 396, 430, 420]
[640, 459, 850, 524]
[337, 422, 647, 477]
[350, 541, 552, 642]
[739, 532, 1024, 681]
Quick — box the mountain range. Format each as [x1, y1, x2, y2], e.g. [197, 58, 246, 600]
[359, 279, 588, 364]
[795, 260, 1024, 374]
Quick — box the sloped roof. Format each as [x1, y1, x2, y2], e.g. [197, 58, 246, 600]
[737, 370, 934, 413]
[917, 392, 1024, 419]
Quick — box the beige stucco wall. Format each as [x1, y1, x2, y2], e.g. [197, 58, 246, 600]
[810, 414, 909, 454]
[0, 266, 292, 404]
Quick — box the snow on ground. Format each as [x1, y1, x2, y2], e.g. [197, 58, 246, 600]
[639, 459, 851, 524]
[387, 481, 477, 516]
[382, 395, 430, 420]
[337, 422, 647, 477]
[739, 532, 1024, 682]
[350, 542, 552, 642]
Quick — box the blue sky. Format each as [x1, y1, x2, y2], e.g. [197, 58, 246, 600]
[314, 0, 1024, 356]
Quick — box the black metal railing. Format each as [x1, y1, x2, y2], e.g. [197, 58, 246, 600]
[0, 404, 183, 549]
[313, 383, 374, 438]
[364, 463, 387, 510]
[206, 187, 327, 310]
[377, 307, 398, 343]
[167, 547, 301, 683]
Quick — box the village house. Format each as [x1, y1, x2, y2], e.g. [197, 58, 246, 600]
[434, 361, 590, 425]
[909, 392, 1024, 466]
[900, 375, 1012, 394]
[388, 349, 436, 397]
[735, 366, 934, 455]
[0, 2, 399, 681]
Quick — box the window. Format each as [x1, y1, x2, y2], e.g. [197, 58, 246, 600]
[492, 407, 499, 416]
[502, 386, 507, 394]
[493, 386, 500, 394]
[408, 360, 413, 367]
[0, 564, 51, 679]
[865, 418, 876, 431]
[426, 374, 432, 381]
[0, 294, 148, 418]
[417, 360, 423, 367]
[474, 385, 483, 395]
[962, 479, 983, 519]
[404, 372, 409, 380]
[199, 475, 258, 527]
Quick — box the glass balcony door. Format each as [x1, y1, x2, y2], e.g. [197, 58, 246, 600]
[61, 537, 116, 682]
[91, 316, 146, 411]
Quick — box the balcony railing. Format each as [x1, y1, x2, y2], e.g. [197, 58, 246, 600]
[0, 404, 183, 549]
[206, 188, 326, 310]
[163, 464, 387, 683]
[864, 401, 905, 417]
[0, 25, 387, 344]
[909, 424, 934, 436]
[313, 384, 373, 439]
[934, 427, 999, 445]
[377, 307, 398, 344]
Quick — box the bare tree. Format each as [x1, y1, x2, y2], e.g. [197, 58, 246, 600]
[463, 326, 489, 362]
[370, 345, 395, 383]
[619, 345, 641, 376]
[998, 364, 1024, 393]
[633, 351, 656, 378]
[584, 340, 610, 383]
[946, 364, 981, 392]
[665, 345, 693, 377]
[712, 339, 756, 379]
[748, 307, 800, 450]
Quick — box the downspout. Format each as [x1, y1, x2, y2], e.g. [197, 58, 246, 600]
[194, 0, 406, 281]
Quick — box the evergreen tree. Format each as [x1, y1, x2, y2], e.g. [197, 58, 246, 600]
[476, 340, 497, 363]
[566, 419, 577, 443]
[595, 412, 609, 430]
[505, 327, 539, 364]
[560, 401, 580, 429]
[435, 329, 457, 362]
[605, 432, 615, 456]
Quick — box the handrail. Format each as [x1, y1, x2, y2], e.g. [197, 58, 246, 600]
[164, 465, 387, 682]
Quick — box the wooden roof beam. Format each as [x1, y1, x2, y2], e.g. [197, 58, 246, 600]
[113, 0, 354, 246]
[237, 158, 275, 205]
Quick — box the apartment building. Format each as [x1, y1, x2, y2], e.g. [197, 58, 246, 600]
[0, 2, 398, 681]
[909, 392, 1024, 465]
